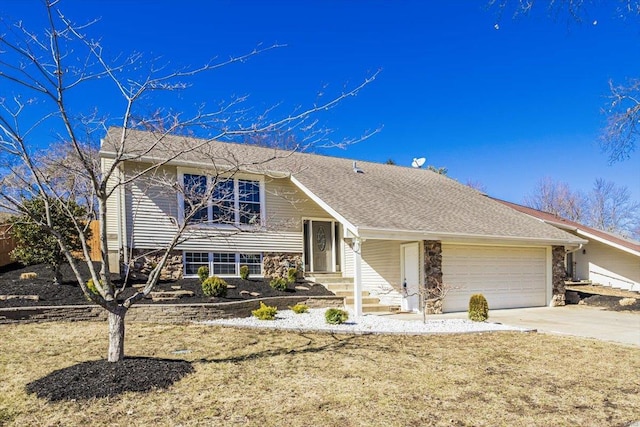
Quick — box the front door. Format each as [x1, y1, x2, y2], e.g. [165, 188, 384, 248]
[312, 221, 332, 272]
[401, 243, 420, 312]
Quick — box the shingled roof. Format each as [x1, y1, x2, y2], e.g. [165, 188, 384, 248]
[494, 199, 640, 255]
[101, 128, 585, 245]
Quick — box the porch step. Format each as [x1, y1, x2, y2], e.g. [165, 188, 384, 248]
[344, 296, 382, 305]
[306, 275, 353, 284]
[333, 290, 371, 297]
[356, 304, 401, 313]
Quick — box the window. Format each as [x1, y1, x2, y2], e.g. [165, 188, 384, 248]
[183, 174, 208, 223]
[212, 179, 235, 224]
[212, 253, 236, 275]
[238, 180, 261, 225]
[184, 251, 263, 277]
[181, 173, 262, 226]
[184, 252, 209, 276]
[240, 253, 262, 275]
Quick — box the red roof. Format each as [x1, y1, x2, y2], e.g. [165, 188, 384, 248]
[493, 198, 640, 254]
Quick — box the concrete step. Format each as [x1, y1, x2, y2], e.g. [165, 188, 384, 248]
[347, 303, 401, 313]
[344, 296, 381, 305]
[333, 290, 371, 297]
[307, 276, 354, 284]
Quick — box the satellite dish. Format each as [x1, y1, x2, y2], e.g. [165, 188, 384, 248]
[411, 157, 426, 168]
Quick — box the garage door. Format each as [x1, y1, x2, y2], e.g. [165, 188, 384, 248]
[442, 245, 547, 313]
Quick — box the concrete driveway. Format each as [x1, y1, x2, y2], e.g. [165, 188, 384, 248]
[389, 305, 640, 346]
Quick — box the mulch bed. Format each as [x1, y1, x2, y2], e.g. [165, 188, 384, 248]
[25, 357, 194, 401]
[577, 293, 640, 312]
[0, 262, 334, 308]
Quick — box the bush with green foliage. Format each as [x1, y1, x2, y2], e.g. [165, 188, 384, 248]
[9, 197, 89, 285]
[252, 301, 278, 320]
[468, 294, 489, 322]
[289, 303, 309, 314]
[270, 277, 288, 291]
[202, 276, 228, 297]
[239, 265, 250, 280]
[197, 266, 209, 283]
[84, 278, 103, 300]
[325, 308, 349, 324]
[287, 267, 298, 284]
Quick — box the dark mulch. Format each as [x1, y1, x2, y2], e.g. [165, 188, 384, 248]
[0, 262, 334, 308]
[25, 357, 194, 401]
[578, 293, 640, 312]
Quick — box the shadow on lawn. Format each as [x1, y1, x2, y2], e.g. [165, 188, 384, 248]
[25, 357, 194, 401]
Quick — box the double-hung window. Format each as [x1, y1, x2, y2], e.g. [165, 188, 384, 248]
[238, 179, 261, 225]
[181, 173, 262, 226]
[183, 174, 208, 223]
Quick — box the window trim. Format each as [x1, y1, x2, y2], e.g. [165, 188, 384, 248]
[183, 251, 264, 278]
[177, 168, 266, 228]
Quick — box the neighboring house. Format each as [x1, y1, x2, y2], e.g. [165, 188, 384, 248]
[100, 128, 585, 313]
[495, 199, 640, 292]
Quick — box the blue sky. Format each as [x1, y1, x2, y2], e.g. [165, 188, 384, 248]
[3, 1, 639, 203]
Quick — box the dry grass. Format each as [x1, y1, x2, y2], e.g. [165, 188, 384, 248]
[1, 322, 639, 427]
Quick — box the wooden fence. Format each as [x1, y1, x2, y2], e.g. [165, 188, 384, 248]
[0, 224, 16, 267]
[0, 221, 102, 267]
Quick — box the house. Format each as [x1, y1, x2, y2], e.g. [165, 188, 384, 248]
[100, 128, 586, 313]
[494, 199, 640, 292]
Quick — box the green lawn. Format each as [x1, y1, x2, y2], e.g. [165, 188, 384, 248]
[1, 321, 639, 426]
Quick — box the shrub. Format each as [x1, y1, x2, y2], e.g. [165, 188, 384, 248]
[270, 277, 288, 291]
[85, 279, 102, 300]
[202, 276, 228, 297]
[197, 266, 209, 283]
[325, 308, 349, 324]
[468, 294, 489, 322]
[287, 267, 298, 284]
[239, 265, 250, 280]
[289, 303, 309, 314]
[19, 272, 37, 280]
[252, 301, 278, 320]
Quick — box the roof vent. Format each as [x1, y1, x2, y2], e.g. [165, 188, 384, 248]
[353, 161, 364, 174]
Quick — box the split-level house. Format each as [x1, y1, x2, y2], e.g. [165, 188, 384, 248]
[100, 128, 586, 313]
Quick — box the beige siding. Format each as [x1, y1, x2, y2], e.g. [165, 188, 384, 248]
[123, 166, 330, 254]
[344, 239, 403, 306]
[574, 240, 640, 291]
[102, 158, 120, 247]
[265, 177, 331, 231]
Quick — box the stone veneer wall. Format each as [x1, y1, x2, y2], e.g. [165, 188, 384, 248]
[262, 253, 303, 279]
[551, 245, 566, 307]
[0, 296, 344, 325]
[423, 240, 443, 314]
[129, 249, 183, 281]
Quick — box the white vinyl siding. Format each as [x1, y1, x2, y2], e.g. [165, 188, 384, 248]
[442, 244, 548, 313]
[344, 239, 403, 307]
[573, 239, 640, 291]
[122, 166, 327, 254]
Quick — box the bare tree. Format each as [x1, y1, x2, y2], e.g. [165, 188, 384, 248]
[587, 178, 640, 237]
[0, 1, 377, 362]
[525, 177, 640, 239]
[489, 0, 640, 162]
[524, 177, 586, 222]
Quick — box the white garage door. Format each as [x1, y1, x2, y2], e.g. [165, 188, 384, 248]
[442, 245, 547, 313]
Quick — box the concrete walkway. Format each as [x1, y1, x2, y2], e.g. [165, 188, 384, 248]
[386, 305, 640, 347]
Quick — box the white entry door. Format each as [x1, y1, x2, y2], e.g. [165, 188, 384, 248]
[401, 243, 420, 312]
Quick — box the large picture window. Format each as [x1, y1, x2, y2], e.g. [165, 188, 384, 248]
[181, 173, 262, 226]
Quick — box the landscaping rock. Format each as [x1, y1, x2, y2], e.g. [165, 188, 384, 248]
[295, 286, 309, 291]
[620, 297, 637, 306]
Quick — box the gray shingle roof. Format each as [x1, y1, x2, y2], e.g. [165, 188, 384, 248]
[101, 128, 584, 244]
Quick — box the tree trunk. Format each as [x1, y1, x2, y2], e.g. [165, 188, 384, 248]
[53, 263, 62, 285]
[108, 306, 127, 362]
